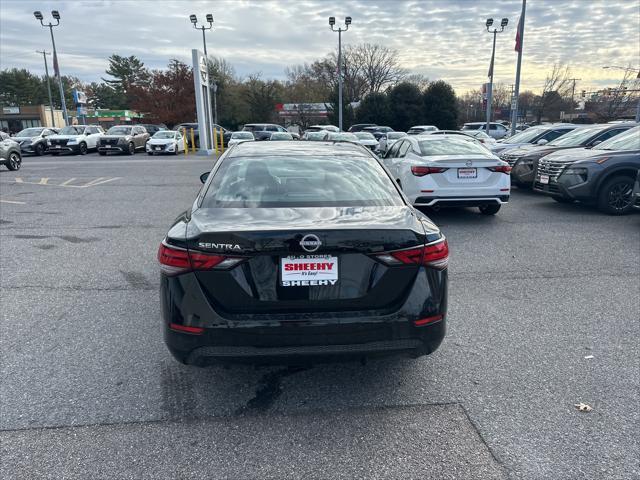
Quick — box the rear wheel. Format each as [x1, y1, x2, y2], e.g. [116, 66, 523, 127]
[147, 152, 153, 156]
[35, 142, 45, 156]
[479, 204, 501, 215]
[6, 152, 21, 170]
[173, 143, 178, 155]
[79, 142, 88, 155]
[128, 142, 135, 155]
[597, 175, 635, 215]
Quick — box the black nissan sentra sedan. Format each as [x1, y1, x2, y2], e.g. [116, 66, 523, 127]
[158, 141, 449, 365]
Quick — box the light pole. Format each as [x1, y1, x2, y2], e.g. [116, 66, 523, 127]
[603, 65, 640, 122]
[329, 16, 351, 131]
[485, 17, 508, 134]
[190, 14, 217, 127]
[34, 10, 68, 125]
[36, 50, 56, 127]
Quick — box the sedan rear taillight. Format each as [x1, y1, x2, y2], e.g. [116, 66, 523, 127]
[158, 242, 244, 276]
[374, 239, 449, 270]
[487, 165, 512, 174]
[411, 166, 448, 176]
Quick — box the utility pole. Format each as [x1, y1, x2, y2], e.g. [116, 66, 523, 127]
[568, 78, 581, 121]
[37, 50, 56, 127]
[511, 0, 526, 135]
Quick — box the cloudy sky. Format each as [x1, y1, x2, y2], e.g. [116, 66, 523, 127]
[1, 0, 638, 94]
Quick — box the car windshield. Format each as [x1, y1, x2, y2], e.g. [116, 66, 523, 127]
[469, 131, 492, 139]
[153, 131, 176, 139]
[387, 132, 406, 140]
[418, 138, 493, 157]
[107, 126, 132, 135]
[548, 126, 603, 146]
[16, 128, 44, 137]
[355, 132, 376, 140]
[202, 154, 403, 208]
[305, 132, 327, 140]
[327, 133, 358, 142]
[59, 126, 85, 135]
[594, 127, 640, 151]
[231, 132, 254, 139]
[502, 127, 546, 143]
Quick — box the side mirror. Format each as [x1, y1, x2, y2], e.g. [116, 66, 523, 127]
[200, 172, 210, 184]
[537, 138, 548, 145]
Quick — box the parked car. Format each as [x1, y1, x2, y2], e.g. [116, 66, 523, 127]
[159, 140, 449, 365]
[146, 130, 185, 155]
[47, 125, 104, 155]
[228, 131, 255, 147]
[138, 124, 167, 136]
[633, 169, 640, 210]
[174, 123, 230, 148]
[0, 131, 9, 141]
[326, 132, 360, 144]
[421, 129, 494, 147]
[407, 125, 438, 135]
[302, 131, 329, 141]
[354, 131, 378, 151]
[306, 125, 339, 133]
[378, 131, 407, 155]
[532, 126, 640, 214]
[384, 135, 510, 214]
[0, 136, 21, 170]
[269, 132, 294, 141]
[462, 122, 509, 139]
[348, 123, 377, 133]
[242, 123, 290, 141]
[509, 123, 636, 187]
[492, 124, 578, 156]
[98, 125, 149, 155]
[362, 126, 394, 140]
[11, 127, 58, 156]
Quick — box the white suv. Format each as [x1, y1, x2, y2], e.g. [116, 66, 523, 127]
[383, 135, 511, 215]
[47, 125, 104, 155]
[462, 122, 508, 139]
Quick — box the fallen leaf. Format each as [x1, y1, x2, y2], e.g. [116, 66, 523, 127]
[584, 355, 594, 359]
[574, 403, 593, 412]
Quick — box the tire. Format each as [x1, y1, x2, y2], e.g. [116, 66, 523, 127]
[127, 142, 135, 155]
[35, 142, 45, 156]
[147, 152, 153, 156]
[597, 175, 635, 215]
[173, 143, 178, 155]
[51, 152, 59, 156]
[479, 204, 501, 215]
[6, 152, 21, 171]
[552, 196, 573, 204]
[99, 151, 107, 156]
[79, 142, 88, 155]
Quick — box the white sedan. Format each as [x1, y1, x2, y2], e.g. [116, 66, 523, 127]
[146, 130, 185, 155]
[378, 131, 408, 155]
[353, 131, 378, 151]
[228, 131, 255, 146]
[383, 135, 511, 215]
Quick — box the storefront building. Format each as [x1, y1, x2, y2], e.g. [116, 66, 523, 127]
[0, 105, 66, 133]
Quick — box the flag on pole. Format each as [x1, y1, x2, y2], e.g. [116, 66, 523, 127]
[53, 51, 60, 77]
[515, 15, 524, 52]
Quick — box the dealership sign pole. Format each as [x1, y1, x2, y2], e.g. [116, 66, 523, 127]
[192, 49, 214, 154]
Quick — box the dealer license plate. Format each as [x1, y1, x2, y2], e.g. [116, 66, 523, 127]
[540, 174, 549, 184]
[155, 146, 161, 151]
[55, 145, 61, 149]
[281, 255, 338, 287]
[105, 145, 111, 148]
[458, 168, 477, 179]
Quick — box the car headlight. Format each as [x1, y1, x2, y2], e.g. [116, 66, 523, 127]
[560, 167, 588, 184]
[67, 138, 78, 144]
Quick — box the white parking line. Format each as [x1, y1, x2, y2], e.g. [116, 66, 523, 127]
[9, 177, 122, 188]
[0, 199, 26, 205]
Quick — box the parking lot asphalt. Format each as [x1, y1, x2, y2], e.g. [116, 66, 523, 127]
[0, 152, 638, 479]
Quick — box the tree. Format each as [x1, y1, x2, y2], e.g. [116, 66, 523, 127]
[86, 82, 123, 109]
[355, 92, 391, 125]
[129, 60, 195, 127]
[326, 85, 355, 129]
[354, 43, 407, 94]
[533, 64, 573, 122]
[587, 69, 640, 121]
[387, 82, 424, 131]
[242, 74, 283, 122]
[102, 55, 149, 108]
[0, 68, 47, 106]
[404, 73, 430, 91]
[423, 80, 458, 129]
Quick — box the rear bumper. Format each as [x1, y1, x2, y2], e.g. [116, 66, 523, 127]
[414, 195, 509, 207]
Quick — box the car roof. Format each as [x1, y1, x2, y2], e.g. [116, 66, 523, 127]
[227, 140, 371, 158]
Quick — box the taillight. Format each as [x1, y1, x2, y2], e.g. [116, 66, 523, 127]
[374, 239, 449, 270]
[488, 165, 512, 174]
[158, 241, 244, 276]
[411, 166, 448, 176]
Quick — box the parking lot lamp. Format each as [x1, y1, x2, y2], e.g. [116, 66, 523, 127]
[34, 10, 68, 125]
[485, 17, 508, 134]
[329, 16, 352, 131]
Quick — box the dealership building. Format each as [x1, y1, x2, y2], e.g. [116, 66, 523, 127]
[0, 105, 66, 133]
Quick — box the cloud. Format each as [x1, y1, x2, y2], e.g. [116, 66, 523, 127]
[0, 0, 638, 93]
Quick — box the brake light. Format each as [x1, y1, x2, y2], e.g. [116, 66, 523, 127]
[374, 239, 449, 270]
[411, 166, 448, 176]
[169, 323, 204, 334]
[158, 242, 244, 276]
[488, 165, 512, 174]
[414, 315, 443, 327]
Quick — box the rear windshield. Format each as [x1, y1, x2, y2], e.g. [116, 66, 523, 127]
[201, 155, 404, 208]
[231, 132, 254, 139]
[107, 126, 132, 135]
[418, 138, 493, 157]
[242, 125, 266, 132]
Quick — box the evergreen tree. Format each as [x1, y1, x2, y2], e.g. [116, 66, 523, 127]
[387, 82, 423, 131]
[354, 92, 391, 125]
[422, 80, 459, 129]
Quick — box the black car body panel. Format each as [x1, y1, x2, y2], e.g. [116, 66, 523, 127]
[160, 142, 448, 365]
